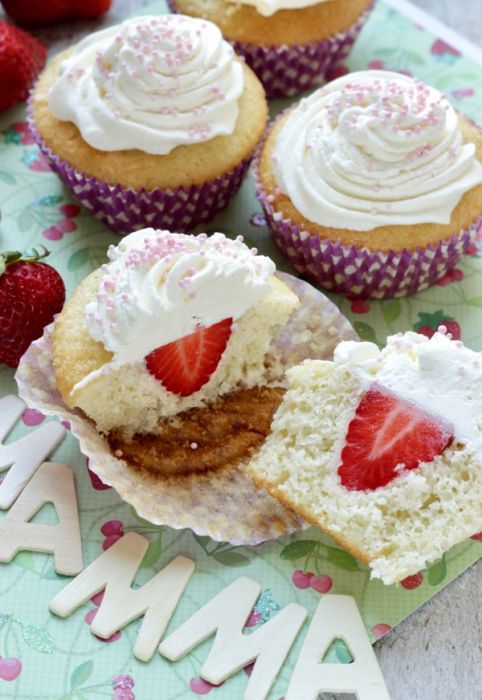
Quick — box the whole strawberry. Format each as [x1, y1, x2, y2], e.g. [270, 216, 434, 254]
[1, 0, 112, 26]
[0, 247, 65, 368]
[0, 20, 46, 112]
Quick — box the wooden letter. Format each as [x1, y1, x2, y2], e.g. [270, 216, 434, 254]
[285, 595, 390, 700]
[0, 462, 83, 575]
[50, 532, 195, 662]
[0, 395, 65, 509]
[159, 576, 307, 700]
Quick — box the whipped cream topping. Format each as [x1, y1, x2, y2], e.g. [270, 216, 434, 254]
[334, 330, 482, 454]
[85, 229, 275, 366]
[225, 0, 339, 17]
[48, 15, 244, 155]
[272, 70, 482, 230]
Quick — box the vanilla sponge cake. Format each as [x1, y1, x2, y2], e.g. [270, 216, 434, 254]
[248, 330, 482, 584]
[53, 230, 299, 439]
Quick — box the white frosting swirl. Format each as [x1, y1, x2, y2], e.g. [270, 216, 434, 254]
[85, 229, 275, 366]
[225, 0, 340, 17]
[333, 330, 482, 454]
[48, 15, 244, 155]
[272, 70, 482, 230]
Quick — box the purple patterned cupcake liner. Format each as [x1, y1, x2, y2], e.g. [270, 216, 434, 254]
[254, 120, 482, 300]
[167, 0, 373, 98]
[27, 103, 253, 235]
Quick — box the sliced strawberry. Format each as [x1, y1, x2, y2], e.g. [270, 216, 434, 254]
[338, 384, 453, 491]
[145, 318, 233, 397]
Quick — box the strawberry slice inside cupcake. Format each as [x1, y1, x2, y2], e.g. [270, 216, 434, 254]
[338, 384, 454, 491]
[146, 318, 233, 396]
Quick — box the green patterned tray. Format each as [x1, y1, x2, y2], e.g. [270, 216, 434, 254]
[0, 1, 481, 698]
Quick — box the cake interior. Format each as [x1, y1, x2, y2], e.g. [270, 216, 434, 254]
[108, 385, 285, 477]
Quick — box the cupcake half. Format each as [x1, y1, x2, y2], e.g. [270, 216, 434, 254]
[17, 229, 356, 543]
[256, 70, 482, 298]
[53, 230, 300, 452]
[248, 330, 482, 582]
[168, 0, 373, 98]
[29, 15, 267, 234]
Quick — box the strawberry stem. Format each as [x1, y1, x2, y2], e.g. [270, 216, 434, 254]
[0, 245, 50, 276]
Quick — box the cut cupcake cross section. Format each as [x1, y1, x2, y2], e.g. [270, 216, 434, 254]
[338, 383, 454, 491]
[247, 330, 482, 583]
[53, 229, 301, 444]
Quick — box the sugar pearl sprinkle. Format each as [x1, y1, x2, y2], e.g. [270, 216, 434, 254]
[83, 230, 276, 369]
[51, 14, 244, 155]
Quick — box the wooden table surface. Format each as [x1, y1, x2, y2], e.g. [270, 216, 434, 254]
[0, 1, 480, 698]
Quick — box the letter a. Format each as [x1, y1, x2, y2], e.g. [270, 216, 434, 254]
[286, 595, 390, 700]
[50, 532, 195, 662]
[0, 395, 64, 509]
[159, 576, 307, 700]
[0, 462, 83, 575]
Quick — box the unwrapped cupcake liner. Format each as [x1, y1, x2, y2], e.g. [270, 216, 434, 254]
[254, 124, 482, 299]
[16, 273, 357, 545]
[167, 0, 373, 98]
[27, 106, 252, 235]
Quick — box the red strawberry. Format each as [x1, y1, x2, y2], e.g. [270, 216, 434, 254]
[1, 0, 111, 25]
[72, 0, 111, 19]
[0, 20, 46, 112]
[146, 318, 233, 397]
[338, 384, 453, 491]
[0, 247, 65, 368]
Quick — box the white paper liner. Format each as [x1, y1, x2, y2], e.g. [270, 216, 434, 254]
[16, 273, 357, 545]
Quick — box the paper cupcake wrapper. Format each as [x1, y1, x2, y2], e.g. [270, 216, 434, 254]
[167, 0, 373, 98]
[16, 272, 357, 545]
[254, 123, 482, 299]
[27, 109, 252, 235]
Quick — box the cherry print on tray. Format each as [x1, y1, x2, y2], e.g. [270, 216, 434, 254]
[0, 656, 22, 681]
[112, 673, 135, 700]
[282, 538, 359, 591]
[86, 458, 112, 490]
[400, 573, 424, 590]
[350, 299, 370, 314]
[21, 408, 45, 426]
[371, 623, 392, 640]
[100, 520, 125, 550]
[0, 614, 55, 682]
[436, 267, 464, 287]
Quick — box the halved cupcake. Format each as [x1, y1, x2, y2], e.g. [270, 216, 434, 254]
[18, 228, 357, 543]
[248, 330, 482, 582]
[52, 229, 299, 471]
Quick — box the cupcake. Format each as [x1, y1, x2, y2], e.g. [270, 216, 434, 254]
[248, 330, 482, 583]
[167, 0, 373, 98]
[52, 229, 300, 458]
[29, 14, 267, 234]
[256, 70, 482, 298]
[17, 229, 357, 543]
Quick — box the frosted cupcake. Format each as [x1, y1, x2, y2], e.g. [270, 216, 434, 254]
[167, 0, 373, 98]
[52, 229, 300, 469]
[16, 228, 357, 541]
[256, 70, 482, 298]
[29, 14, 267, 234]
[249, 330, 482, 582]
